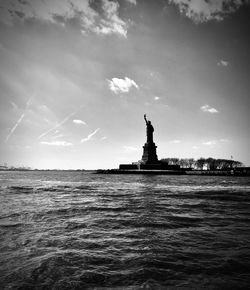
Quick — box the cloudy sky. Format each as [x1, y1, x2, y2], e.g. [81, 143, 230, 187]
[0, 0, 249, 169]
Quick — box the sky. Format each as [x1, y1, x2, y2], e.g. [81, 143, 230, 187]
[0, 0, 249, 169]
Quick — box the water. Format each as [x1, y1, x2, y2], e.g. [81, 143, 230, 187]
[0, 171, 250, 289]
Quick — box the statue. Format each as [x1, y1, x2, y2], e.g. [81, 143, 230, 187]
[119, 114, 160, 168]
[144, 114, 154, 143]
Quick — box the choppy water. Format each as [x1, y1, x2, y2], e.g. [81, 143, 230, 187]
[0, 171, 250, 289]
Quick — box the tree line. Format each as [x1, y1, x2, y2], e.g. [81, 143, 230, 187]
[160, 157, 243, 170]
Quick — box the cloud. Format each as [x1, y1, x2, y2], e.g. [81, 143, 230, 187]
[38, 111, 76, 140]
[73, 119, 86, 125]
[81, 128, 100, 143]
[192, 145, 198, 150]
[202, 139, 229, 146]
[123, 145, 139, 153]
[0, 0, 129, 37]
[108, 77, 139, 94]
[217, 60, 229, 67]
[100, 136, 107, 140]
[200, 104, 219, 114]
[94, 0, 128, 37]
[154, 96, 160, 101]
[170, 139, 181, 143]
[126, 0, 137, 5]
[0, 0, 96, 25]
[202, 140, 217, 146]
[41, 141, 73, 146]
[169, 0, 250, 23]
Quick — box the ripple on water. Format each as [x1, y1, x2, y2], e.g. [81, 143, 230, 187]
[0, 172, 250, 288]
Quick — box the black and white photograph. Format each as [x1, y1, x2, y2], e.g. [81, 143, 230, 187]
[0, 0, 250, 289]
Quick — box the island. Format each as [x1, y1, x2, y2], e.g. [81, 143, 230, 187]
[97, 115, 250, 176]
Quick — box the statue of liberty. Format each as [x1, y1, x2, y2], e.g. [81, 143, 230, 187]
[144, 114, 154, 143]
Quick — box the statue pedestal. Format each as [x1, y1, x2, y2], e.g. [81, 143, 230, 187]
[141, 142, 159, 164]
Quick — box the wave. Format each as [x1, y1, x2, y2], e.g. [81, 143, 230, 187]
[1, 172, 250, 289]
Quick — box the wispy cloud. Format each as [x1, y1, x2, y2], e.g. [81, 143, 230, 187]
[169, 0, 249, 23]
[73, 119, 86, 125]
[126, 0, 137, 5]
[192, 145, 198, 150]
[40, 141, 73, 146]
[154, 96, 160, 101]
[38, 111, 76, 140]
[100, 136, 107, 141]
[108, 77, 139, 94]
[5, 97, 32, 143]
[202, 139, 229, 146]
[202, 140, 217, 146]
[200, 104, 219, 114]
[170, 139, 181, 144]
[81, 128, 100, 143]
[217, 60, 229, 67]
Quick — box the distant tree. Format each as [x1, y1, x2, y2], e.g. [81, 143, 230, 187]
[206, 157, 218, 170]
[220, 159, 233, 170]
[160, 158, 170, 164]
[172, 158, 180, 165]
[179, 158, 188, 168]
[217, 159, 228, 170]
[217, 159, 227, 170]
[187, 158, 195, 169]
[166, 158, 179, 165]
[215, 159, 223, 169]
[232, 161, 244, 168]
[161, 156, 243, 171]
[179, 158, 194, 168]
[161, 158, 184, 166]
[196, 158, 206, 170]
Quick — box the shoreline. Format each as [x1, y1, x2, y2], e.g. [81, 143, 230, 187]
[0, 169, 249, 176]
[96, 169, 250, 176]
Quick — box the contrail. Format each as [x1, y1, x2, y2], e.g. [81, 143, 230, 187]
[5, 97, 32, 143]
[81, 128, 100, 143]
[5, 113, 25, 143]
[38, 111, 76, 140]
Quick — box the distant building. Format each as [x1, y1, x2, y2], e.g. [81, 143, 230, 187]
[0, 164, 8, 170]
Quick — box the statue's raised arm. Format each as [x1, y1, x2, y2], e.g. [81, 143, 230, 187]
[144, 114, 148, 124]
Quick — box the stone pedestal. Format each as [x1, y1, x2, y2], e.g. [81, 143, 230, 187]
[141, 142, 159, 164]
